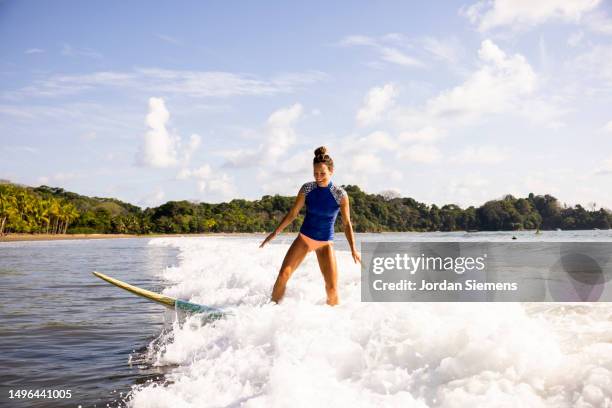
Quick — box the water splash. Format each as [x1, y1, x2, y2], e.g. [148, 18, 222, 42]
[124, 235, 612, 407]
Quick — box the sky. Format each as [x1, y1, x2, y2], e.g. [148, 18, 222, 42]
[1, 0, 612, 209]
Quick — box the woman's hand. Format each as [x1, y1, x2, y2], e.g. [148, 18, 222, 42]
[260, 231, 277, 248]
[351, 249, 361, 264]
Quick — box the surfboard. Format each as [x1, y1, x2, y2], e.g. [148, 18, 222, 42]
[92, 271, 225, 318]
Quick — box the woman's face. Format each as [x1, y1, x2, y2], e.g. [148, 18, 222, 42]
[313, 163, 333, 186]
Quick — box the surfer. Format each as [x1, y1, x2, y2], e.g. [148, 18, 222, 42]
[260, 146, 361, 305]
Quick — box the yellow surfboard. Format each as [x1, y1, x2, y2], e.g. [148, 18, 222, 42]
[92, 271, 225, 316]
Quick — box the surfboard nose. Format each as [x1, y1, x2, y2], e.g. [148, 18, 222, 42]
[92, 271, 227, 317]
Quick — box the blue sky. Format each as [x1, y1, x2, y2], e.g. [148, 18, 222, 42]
[1, 0, 612, 209]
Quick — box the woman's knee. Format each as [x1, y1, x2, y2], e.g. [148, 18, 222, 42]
[278, 265, 293, 281]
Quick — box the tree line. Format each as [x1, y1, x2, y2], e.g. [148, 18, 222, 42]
[0, 183, 79, 235]
[0, 182, 610, 235]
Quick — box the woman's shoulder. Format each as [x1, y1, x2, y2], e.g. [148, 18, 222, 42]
[299, 181, 317, 195]
[330, 184, 347, 204]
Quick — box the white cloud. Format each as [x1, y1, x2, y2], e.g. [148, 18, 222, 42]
[0, 103, 140, 140]
[585, 10, 612, 34]
[267, 107, 302, 158]
[598, 157, 612, 174]
[462, 0, 601, 31]
[183, 134, 201, 163]
[135, 98, 203, 168]
[7, 72, 135, 98]
[394, 40, 541, 128]
[338, 34, 424, 69]
[516, 98, 569, 129]
[61, 43, 103, 59]
[182, 166, 207, 180]
[137, 68, 326, 98]
[523, 174, 562, 195]
[338, 35, 377, 47]
[421, 37, 463, 64]
[176, 168, 191, 180]
[381, 33, 406, 43]
[5, 69, 327, 99]
[397, 144, 442, 163]
[191, 165, 212, 179]
[156, 34, 183, 46]
[177, 164, 236, 199]
[81, 131, 97, 141]
[340, 33, 466, 69]
[349, 153, 384, 173]
[355, 131, 398, 151]
[139, 188, 165, 208]
[602, 120, 612, 133]
[399, 127, 444, 143]
[451, 146, 507, 164]
[444, 174, 491, 206]
[571, 45, 612, 85]
[204, 174, 236, 197]
[275, 148, 313, 175]
[3, 145, 39, 154]
[379, 47, 423, 67]
[37, 172, 80, 185]
[356, 84, 397, 127]
[567, 31, 584, 46]
[137, 97, 179, 168]
[25, 48, 44, 54]
[335, 131, 399, 181]
[428, 39, 535, 119]
[54, 172, 79, 181]
[0, 105, 36, 118]
[177, 164, 212, 180]
[223, 103, 303, 167]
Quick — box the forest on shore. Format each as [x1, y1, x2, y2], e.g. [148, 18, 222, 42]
[0, 181, 610, 235]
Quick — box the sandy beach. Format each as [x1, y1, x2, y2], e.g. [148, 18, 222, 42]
[0, 232, 269, 242]
[0, 233, 144, 242]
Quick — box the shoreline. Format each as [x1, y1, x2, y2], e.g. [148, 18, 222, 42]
[0, 233, 146, 242]
[0, 233, 266, 242]
[1, 229, 601, 243]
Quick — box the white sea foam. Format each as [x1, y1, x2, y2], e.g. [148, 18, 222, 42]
[127, 236, 612, 407]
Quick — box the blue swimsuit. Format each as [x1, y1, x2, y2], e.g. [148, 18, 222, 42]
[299, 181, 347, 241]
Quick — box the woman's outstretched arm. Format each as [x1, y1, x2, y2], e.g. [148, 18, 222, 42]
[259, 192, 305, 248]
[340, 195, 361, 263]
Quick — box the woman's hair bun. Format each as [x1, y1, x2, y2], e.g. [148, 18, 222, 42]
[314, 146, 327, 156]
[312, 145, 334, 170]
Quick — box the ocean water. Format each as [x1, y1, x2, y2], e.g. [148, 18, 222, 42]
[2, 231, 612, 407]
[0, 238, 179, 408]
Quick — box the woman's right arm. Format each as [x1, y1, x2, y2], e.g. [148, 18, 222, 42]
[259, 192, 305, 248]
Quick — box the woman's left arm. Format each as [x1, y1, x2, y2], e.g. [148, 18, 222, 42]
[340, 195, 361, 264]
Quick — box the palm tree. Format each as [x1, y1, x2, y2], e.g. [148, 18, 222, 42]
[0, 191, 17, 235]
[38, 199, 51, 234]
[62, 203, 79, 234]
[56, 202, 66, 234]
[49, 199, 60, 234]
[13, 191, 34, 233]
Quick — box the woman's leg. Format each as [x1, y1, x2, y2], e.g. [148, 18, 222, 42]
[271, 236, 309, 303]
[315, 244, 339, 305]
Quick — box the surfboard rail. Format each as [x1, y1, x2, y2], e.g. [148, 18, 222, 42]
[92, 271, 225, 317]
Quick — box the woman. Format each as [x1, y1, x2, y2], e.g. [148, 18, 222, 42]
[259, 146, 361, 306]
